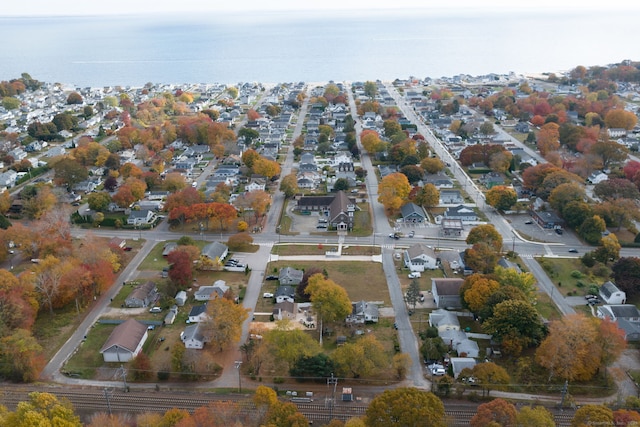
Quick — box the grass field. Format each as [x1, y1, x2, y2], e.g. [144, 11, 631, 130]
[271, 244, 380, 256]
[65, 323, 116, 378]
[535, 257, 610, 297]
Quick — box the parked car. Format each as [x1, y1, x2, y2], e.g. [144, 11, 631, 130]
[408, 272, 422, 279]
[149, 307, 162, 313]
[263, 292, 274, 298]
[316, 224, 328, 229]
[409, 231, 415, 238]
[524, 220, 533, 224]
[555, 228, 563, 235]
[428, 364, 446, 376]
[265, 275, 278, 281]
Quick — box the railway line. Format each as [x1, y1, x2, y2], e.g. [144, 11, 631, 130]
[0, 385, 576, 426]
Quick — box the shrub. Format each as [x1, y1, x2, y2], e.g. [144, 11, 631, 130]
[227, 232, 254, 251]
[273, 377, 285, 384]
[157, 370, 170, 381]
[570, 270, 584, 279]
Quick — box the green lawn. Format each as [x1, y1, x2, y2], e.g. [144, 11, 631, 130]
[535, 257, 610, 297]
[64, 323, 116, 378]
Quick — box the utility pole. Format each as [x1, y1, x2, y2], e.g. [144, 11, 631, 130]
[234, 360, 242, 393]
[327, 373, 338, 421]
[119, 364, 128, 392]
[103, 388, 112, 415]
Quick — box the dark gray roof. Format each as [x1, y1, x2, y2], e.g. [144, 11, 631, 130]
[401, 202, 426, 219]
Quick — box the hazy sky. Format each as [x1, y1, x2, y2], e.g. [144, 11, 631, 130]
[2, 0, 632, 16]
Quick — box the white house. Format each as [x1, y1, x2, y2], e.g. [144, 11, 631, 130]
[444, 205, 477, 222]
[404, 244, 438, 272]
[181, 323, 207, 349]
[194, 280, 229, 301]
[432, 278, 464, 309]
[188, 304, 209, 323]
[429, 309, 460, 333]
[588, 171, 609, 185]
[127, 209, 156, 226]
[600, 281, 626, 305]
[346, 301, 379, 324]
[100, 319, 149, 362]
[275, 286, 295, 304]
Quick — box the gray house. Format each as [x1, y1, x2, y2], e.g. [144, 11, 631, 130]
[401, 202, 427, 223]
[275, 286, 296, 304]
[346, 301, 379, 324]
[444, 205, 477, 222]
[431, 278, 464, 309]
[201, 242, 228, 262]
[125, 281, 158, 308]
[100, 319, 148, 362]
[279, 267, 304, 285]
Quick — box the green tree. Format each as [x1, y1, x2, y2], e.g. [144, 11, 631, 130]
[548, 182, 585, 213]
[263, 320, 321, 370]
[2, 96, 20, 110]
[593, 233, 621, 265]
[492, 266, 537, 301]
[420, 157, 444, 174]
[87, 191, 112, 212]
[53, 158, 88, 187]
[406, 278, 421, 311]
[589, 140, 628, 170]
[364, 81, 378, 98]
[332, 335, 388, 378]
[383, 119, 402, 139]
[562, 201, 592, 229]
[612, 257, 640, 297]
[479, 121, 495, 136]
[333, 177, 350, 191]
[578, 215, 606, 245]
[365, 387, 446, 427]
[486, 185, 517, 211]
[482, 300, 545, 356]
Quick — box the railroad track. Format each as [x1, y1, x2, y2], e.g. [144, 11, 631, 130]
[0, 386, 576, 426]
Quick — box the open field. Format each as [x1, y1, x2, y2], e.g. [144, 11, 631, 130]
[271, 244, 380, 256]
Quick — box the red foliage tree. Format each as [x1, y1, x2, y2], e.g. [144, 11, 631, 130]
[168, 250, 193, 288]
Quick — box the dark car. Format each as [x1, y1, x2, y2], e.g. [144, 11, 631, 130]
[568, 248, 578, 253]
[555, 228, 563, 235]
[265, 275, 278, 281]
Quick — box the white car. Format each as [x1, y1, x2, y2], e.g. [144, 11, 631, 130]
[428, 364, 446, 376]
[263, 292, 274, 298]
[408, 272, 422, 279]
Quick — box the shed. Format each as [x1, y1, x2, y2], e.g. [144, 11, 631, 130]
[100, 319, 148, 363]
[175, 291, 187, 306]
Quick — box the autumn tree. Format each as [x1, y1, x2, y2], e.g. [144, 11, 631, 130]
[604, 109, 638, 130]
[462, 362, 510, 397]
[360, 130, 385, 154]
[253, 157, 281, 180]
[378, 172, 411, 214]
[0, 270, 38, 332]
[164, 187, 204, 213]
[470, 398, 517, 427]
[332, 335, 388, 378]
[260, 320, 321, 373]
[87, 191, 112, 212]
[365, 387, 445, 427]
[578, 215, 606, 245]
[593, 233, 621, 265]
[280, 173, 299, 198]
[236, 190, 271, 223]
[0, 329, 46, 382]
[466, 224, 502, 252]
[613, 409, 640, 427]
[486, 185, 517, 211]
[167, 250, 193, 288]
[2, 392, 81, 425]
[595, 317, 626, 378]
[421, 157, 444, 174]
[203, 298, 249, 352]
[537, 122, 560, 156]
[589, 140, 628, 170]
[536, 313, 600, 381]
[306, 274, 352, 336]
[492, 266, 537, 301]
[464, 243, 499, 274]
[227, 232, 254, 251]
[548, 182, 585, 213]
[516, 406, 556, 427]
[571, 404, 613, 427]
[462, 274, 501, 314]
[413, 183, 439, 213]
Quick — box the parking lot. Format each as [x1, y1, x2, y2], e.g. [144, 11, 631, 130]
[509, 213, 583, 248]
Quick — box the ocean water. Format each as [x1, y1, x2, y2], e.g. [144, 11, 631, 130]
[1, 8, 638, 87]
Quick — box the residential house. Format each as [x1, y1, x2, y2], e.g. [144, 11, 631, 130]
[272, 301, 296, 321]
[278, 267, 304, 285]
[194, 280, 229, 301]
[246, 179, 266, 192]
[127, 209, 156, 226]
[201, 242, 228, 262]
[125, 281, 158, 308]
[479, 172, 506, 189]
[439, 190, 464, 205]
[597, 304, 640, 341]
[346, 301, 379, 324]
[401, 202, 427, 223]
[450, 357, 477, 379]
[600, 281, 626, 305]
[162, 242, 178, 257]
[432, 278, 464, 309]
[437, 250, 465, 272]
[164, 306, 178, 325]
[424, 173, 454, 189]
[100, 319, 149, 362]
[181, 323, 207, 349]
[429, 309, 460, 332]
[588, 170, 609, 184]
[296, 191, 357, 230]
[404, 244, 438, 272]
[275, 286, 296, 304]
[188, 304, 209, 323]
[497, 257, 522, 273]
[0, 171, 18, 188]
[444, 205, 477, 222]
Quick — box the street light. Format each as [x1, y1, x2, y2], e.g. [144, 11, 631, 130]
[234, 360, 242, 393]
